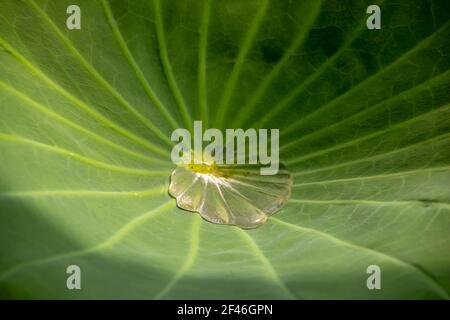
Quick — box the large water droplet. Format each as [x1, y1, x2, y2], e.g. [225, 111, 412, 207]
[169, 163, 292, 229]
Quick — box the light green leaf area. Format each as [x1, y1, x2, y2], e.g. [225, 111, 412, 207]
[0, 0, 449, 299]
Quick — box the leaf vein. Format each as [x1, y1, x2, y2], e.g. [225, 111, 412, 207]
[270, 217, 449, 299]
[0, 201, 173, 282]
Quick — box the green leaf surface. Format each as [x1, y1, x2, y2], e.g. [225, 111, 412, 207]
[0, 0, 449, 299]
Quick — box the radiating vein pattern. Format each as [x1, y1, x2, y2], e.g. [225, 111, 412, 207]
[0, 0, 449, 299]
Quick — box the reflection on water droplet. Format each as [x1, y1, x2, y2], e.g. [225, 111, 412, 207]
[168, 162, 292, 229]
